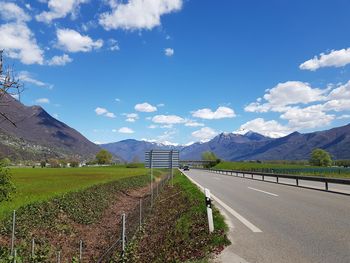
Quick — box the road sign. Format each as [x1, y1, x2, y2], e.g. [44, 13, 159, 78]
[145, 150, 179, 168]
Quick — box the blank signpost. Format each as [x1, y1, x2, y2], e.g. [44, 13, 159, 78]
[145, 150, 179, 190]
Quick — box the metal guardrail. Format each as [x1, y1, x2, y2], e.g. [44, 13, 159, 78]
[197, 168, 350, 193]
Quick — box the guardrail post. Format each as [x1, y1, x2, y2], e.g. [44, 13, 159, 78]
[243, 173, 245, 178]
[204, 188, 214, 233]
[325, 181, 328, 191]
[262, 175, 265, 181]
[296, 178, 299, 186]
[251, 174, 254, 179]
[276, 177, 279, 183]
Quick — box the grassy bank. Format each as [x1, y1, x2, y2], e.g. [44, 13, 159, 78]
[0, 170, 166, 262]
[1, 166, 163, 220]
[214, 161, 350, 178]
[124, 170, 230, 262]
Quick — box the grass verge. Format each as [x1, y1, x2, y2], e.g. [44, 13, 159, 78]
[124, 170, 230, 263]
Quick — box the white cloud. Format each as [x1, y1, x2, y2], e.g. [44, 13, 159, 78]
[280, 106, 335, 130]
[157, 103, 165, 107]
[56, 28, 103, 53]
[118, 127, 134, 134]
[192, 106, 236, 120]
[337, 114, 350, 120]
[36, 0, 89, 24]
[0, 2, 31, 22]
[152, 115, 185, 124]
[95, 107, 116, 118]
[148, 125, 157, 129]
[0, 23, 44, 65]
[99, 0, 183, 31]
[123, 113, 139, 122]
[47, 54, 73, 66]
[245, 81, 327, 113]
[327, 80, 350, 100]
[135, 102, 157, 112]
[184, 120, 204, 127]
[235, 118, 292, 138]
[18, 71, 53, 89]
[164, 48, 174, 56]
[35, 98, 50, 104]
[192, 127, 218, 142]
[108, 39, 120, 51]
[300, 48, 350, 71]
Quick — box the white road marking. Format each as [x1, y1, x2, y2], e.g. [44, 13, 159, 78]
[182, 170, 262, 233]
[248, 187, 279, 197]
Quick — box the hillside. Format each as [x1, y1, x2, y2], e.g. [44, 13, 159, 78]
[0, 94, 101, 161]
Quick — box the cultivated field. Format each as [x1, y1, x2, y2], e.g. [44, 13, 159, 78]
[1, 166, 155, 219]
[214, 162, 350, 178]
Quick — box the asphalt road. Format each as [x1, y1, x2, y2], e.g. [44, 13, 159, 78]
[183, 169, 350, 263]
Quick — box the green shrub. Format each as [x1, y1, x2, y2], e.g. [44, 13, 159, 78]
[0, 163, 16, 203]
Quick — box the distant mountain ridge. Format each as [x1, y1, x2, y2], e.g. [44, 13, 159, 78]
[0, 94, 101, 161]
[102, 125, 350, 161]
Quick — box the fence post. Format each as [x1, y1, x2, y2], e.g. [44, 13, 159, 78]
[10, 210, 16, 256]
[139, 199, 142, 230]
[79, 240, 83, 262]
[57, 251, 61, 263]
[121, 213, 126, 255]
[204, 188, 214, 233]
[31, 238, 35, 258]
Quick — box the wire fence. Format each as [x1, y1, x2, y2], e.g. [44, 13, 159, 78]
[3, 173, 172, 263]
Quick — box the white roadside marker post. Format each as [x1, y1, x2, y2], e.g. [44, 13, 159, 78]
[205, 188, 214, 233]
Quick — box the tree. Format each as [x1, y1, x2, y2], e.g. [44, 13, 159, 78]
[0, 158, 11, 167]
[201, 151, 221, 168]
[69, 160, 79, 168]
[48, 158, 60, 168]
[201, 151, 218, 161]
[96, 150, 112, 164]
[0, 161, 15, 203]
[40, 160, 46, 168]
[309, 148, 332, 167]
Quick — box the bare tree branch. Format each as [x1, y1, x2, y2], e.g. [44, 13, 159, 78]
[0, 50, 23, 127]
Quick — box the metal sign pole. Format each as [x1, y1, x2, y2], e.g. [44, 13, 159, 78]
[150, 150, 153, 206]
[170, 150, 174, 187]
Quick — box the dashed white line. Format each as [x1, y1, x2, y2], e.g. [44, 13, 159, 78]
[248, 187, 278, 197]
[181, 170, 262, 233]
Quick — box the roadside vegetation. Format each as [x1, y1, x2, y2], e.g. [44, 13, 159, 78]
[0, 166, 166, 262]
[124, 170, 230, 262]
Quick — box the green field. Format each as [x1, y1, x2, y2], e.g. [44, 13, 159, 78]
[0, 166, 157, 220]
[214, 162, 350, 178]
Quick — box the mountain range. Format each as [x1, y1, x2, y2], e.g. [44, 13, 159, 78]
[1, 94, 349, 162]
[0, 94, 101, 161]
[102, 125, 350, 162]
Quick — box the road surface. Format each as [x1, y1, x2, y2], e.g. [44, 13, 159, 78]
[183, 169, 350, 263]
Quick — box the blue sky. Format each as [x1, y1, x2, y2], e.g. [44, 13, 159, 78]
[1, 0, 350, 145]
